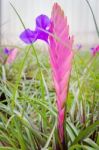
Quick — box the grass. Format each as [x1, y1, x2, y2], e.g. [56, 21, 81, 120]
[0, 46, 99, 150]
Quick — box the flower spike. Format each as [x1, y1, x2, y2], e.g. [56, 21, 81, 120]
[49, 3, 74, 142]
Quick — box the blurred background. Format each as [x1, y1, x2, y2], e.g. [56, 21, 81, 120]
[0, 0, 99, 47]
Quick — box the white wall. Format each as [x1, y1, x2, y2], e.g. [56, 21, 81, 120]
[1, 0, 99, 46]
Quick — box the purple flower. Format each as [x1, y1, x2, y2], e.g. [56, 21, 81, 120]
[3, 48, 18, 64]
[4, 48, 12, 55]
[90, 45, 99, 56]
[76, 44, 82, 50]
[20, 14, 51, 44]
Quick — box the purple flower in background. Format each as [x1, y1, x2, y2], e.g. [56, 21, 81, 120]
[76, 44, 82, 50]
[4, 48, 18, 64]
[4, 48, 12, 55]
[91, 45, 99, 56]
[20, 14, 51, 44]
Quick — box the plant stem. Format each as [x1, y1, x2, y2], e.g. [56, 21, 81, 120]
[85, 0, 99, 37]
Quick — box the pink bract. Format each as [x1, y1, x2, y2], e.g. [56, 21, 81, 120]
[92, 45, 99, 56]
[49, 3, 74, 142]
[6, 48, 18, 64]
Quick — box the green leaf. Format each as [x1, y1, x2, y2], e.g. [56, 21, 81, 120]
[96, 132, 99, 145]
[72, 121, 99, 145]
[0, 147, 19, 150]
[69, 144, 96, 150]
[42, 121, 57, 149]
[84, 138, 99, 149]
[66, 123, 75, 142]
[67, 120, 79, 136]
[14, 117, 26, 150]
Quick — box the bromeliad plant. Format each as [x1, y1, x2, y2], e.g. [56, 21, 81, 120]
[4, 48, 19, 64]
[20, 3, 74, 149]
[0, 48, 18, 64]
[0, 47, 19, 82]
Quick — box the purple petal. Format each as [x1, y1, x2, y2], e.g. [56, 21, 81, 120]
[76, 44, 82, 50]
[90, 47, 94, 51]
[37, 30, 49, 43]
[36, 14, 50, 29]
[4, 48, 11, 55]
[20, 29, 38, 44]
